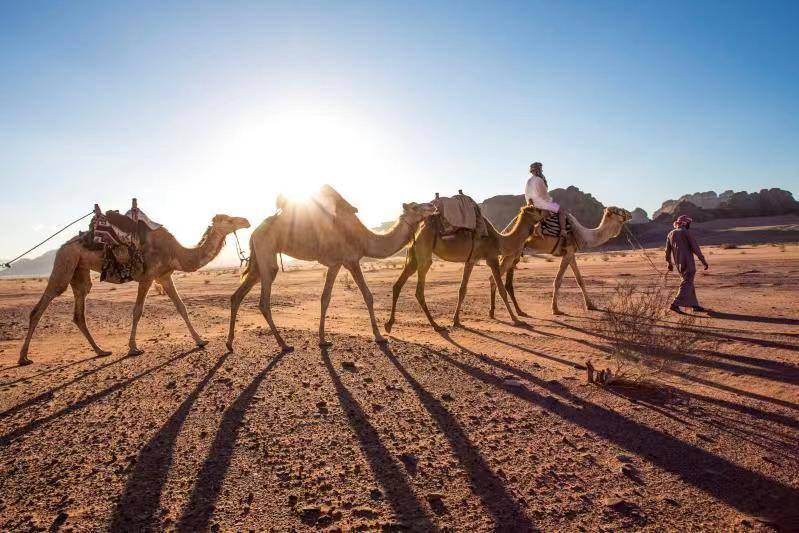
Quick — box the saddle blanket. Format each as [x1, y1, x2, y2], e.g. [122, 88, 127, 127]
[540, 211, 573, 238]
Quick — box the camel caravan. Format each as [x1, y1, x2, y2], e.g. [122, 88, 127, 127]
[17, 166, 632, 364]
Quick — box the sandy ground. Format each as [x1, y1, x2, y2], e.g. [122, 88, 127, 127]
[0, 243, 797, 531]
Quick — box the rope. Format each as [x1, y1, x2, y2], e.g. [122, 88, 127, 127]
[1, 211, 93, 270]
[232, 230, 249, 268]
[623, 225, 665, 277]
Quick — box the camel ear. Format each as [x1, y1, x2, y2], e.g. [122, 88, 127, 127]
[402, 203, 410, 211]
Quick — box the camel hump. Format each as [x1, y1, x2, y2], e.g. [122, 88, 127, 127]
[317, 185, 358, 214]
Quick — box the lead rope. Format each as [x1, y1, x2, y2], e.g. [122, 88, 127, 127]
[1, 211, 94, 270]
[623, 225, 665, 278]
[232, 230, 250, 268]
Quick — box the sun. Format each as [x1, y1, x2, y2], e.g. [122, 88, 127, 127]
[210, 104, 391, 207]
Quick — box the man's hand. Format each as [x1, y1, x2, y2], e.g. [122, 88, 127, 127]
[703, 263, 709, 271]
[667, 263, 674, 272]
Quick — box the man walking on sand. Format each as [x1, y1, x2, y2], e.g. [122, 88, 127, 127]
[665, 215, 709, 313]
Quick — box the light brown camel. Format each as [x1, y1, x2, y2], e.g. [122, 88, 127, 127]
[489, 206, 632, 317]
[384, 205, 546, 333]
[18, 214, 250, 365]
[226, 192, 437, 352]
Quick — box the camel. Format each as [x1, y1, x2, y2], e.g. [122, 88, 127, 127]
[385, 204, 546, 333]
[489, 206, 632, 317]
[226, 190, 437, 352]
[18, 214, 251, 365]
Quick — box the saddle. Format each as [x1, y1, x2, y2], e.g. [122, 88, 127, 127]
[85, 204, 155, 283]
[537, 211, 573, 238]
[431, 191, 487, 239]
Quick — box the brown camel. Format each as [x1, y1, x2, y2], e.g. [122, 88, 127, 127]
[489, 206, 632, 317]
[18, 214, 250, 365]
[226, 191, 437, 352]
[385, 204, 546, 333]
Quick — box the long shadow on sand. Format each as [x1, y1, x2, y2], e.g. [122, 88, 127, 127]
[420, 339, 799, 527]
[379, 344, 534, 530]
[706, 310, 799, 326]
[176, 351, 286, 532]
[109, 352, 231, 530]
[320, 346, 437, 531]
[0, 349, 200, 446]
[0, 354, 133, 420]
[0, 354, 99, 387]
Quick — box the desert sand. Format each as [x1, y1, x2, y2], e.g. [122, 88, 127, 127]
[0, 243, 797, 531]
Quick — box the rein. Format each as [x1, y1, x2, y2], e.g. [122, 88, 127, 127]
[1, 211, 93, 271]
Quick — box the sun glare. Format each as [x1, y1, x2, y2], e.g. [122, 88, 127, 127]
[210, 104, 393, 209]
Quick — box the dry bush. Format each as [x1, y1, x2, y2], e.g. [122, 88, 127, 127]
[595, 279, 717, 384]
[340, 272, 354, 290]
[779, 244, 786, 252]
[719, 243, 738, 249]
[600, 254, 610, 262]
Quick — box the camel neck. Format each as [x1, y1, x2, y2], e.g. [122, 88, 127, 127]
[497, 213, 534, 256]
[573, 213, 623, 248]
[364, 216, 417, 259]
[175, 227, 227, 272]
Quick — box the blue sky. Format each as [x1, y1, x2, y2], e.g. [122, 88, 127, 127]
[1, 0, 797, 261]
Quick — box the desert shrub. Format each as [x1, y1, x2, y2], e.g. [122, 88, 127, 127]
[778, 244, 786, 252]
[719, 243, 738, 249]
[600, 254, 610, 262]
[594, 279, 716, 383]
[340, 272, 354, 290]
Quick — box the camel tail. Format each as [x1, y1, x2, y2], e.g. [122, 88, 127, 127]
[241, 214, 280, 281]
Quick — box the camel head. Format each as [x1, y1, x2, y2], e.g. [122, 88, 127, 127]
[401, 202, 438, 224]
[604, 207, 633, 236]
[211, 214, 251, 235]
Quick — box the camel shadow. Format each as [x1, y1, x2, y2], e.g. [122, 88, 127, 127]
[0, 354, 100, 387]
[0, 354, 134, 420]
[109, 351, 231, 530]
[0, 348, 201, 446]
[413, 342, 799, 528]
[176, 350, 286, 532]
[318, 345, 436, 531]
[378, 344, 534, 529]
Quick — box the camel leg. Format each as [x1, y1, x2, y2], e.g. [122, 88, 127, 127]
[256, 255, 292, 353]
[504, 256, 528, 318]
[159, 274, 208, 348]
[19, 257, 75, 365]
[452, 262, 474, 328]
[569, 255, 597, 311]
[318, 264, 341, 347]
[415, 258, 446, 332]
[385, 252, 418, 334]
[347, 262, 387, 344]
[128, 279, 153, 356]
[488, 257, 523, 326]
[226, 268, 259, 351]
[70, 269, 111, 357]
[551, 255, 571, 315]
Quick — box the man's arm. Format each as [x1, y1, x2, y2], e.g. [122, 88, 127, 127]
[665, 235, 674, 271]
[687, 231, 708, 269]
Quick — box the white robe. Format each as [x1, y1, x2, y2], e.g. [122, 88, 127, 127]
[524, 174, 560, 212]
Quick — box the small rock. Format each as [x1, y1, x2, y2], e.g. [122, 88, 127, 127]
[165, 381, 177, 390]
[425, 493, 447, 515]
[352, 506, 378, 518]
[441, 393, 454, 401]
[399, 453, 419, 475]
[299, 505, 321, 524]
[370, 488, 383, 500]
[504, 379, 525, 388]
[341, 361, 358, 371]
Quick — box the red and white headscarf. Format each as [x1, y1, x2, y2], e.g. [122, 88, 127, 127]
[673, 215, 692, 229]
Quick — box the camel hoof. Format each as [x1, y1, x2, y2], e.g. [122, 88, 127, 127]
[451, 321, 462, 329]
[551, 310, 564, 316]
[280, 345, 295, 353]
[18, 357, 33, 366]
[586, 305, 598, 311]
[384, 321, 394, 334]
[225, 341, 234, 352]
[374, 337, 389, 345]
[196, 339, 209, 348]
[518, 312, 531, 318]
[433, 324, 448, 333]
[96, 350, 112, 357]
[319, 340, 333, 348]
[513, 320, 527, 328]
[488, 312, 495, 319]
[128, 348, 144, 356]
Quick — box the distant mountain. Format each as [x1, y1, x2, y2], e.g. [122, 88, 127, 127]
[0, 249, 57, 278]
[653, 188, 799, 221]
[629, 207, 650, 224]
